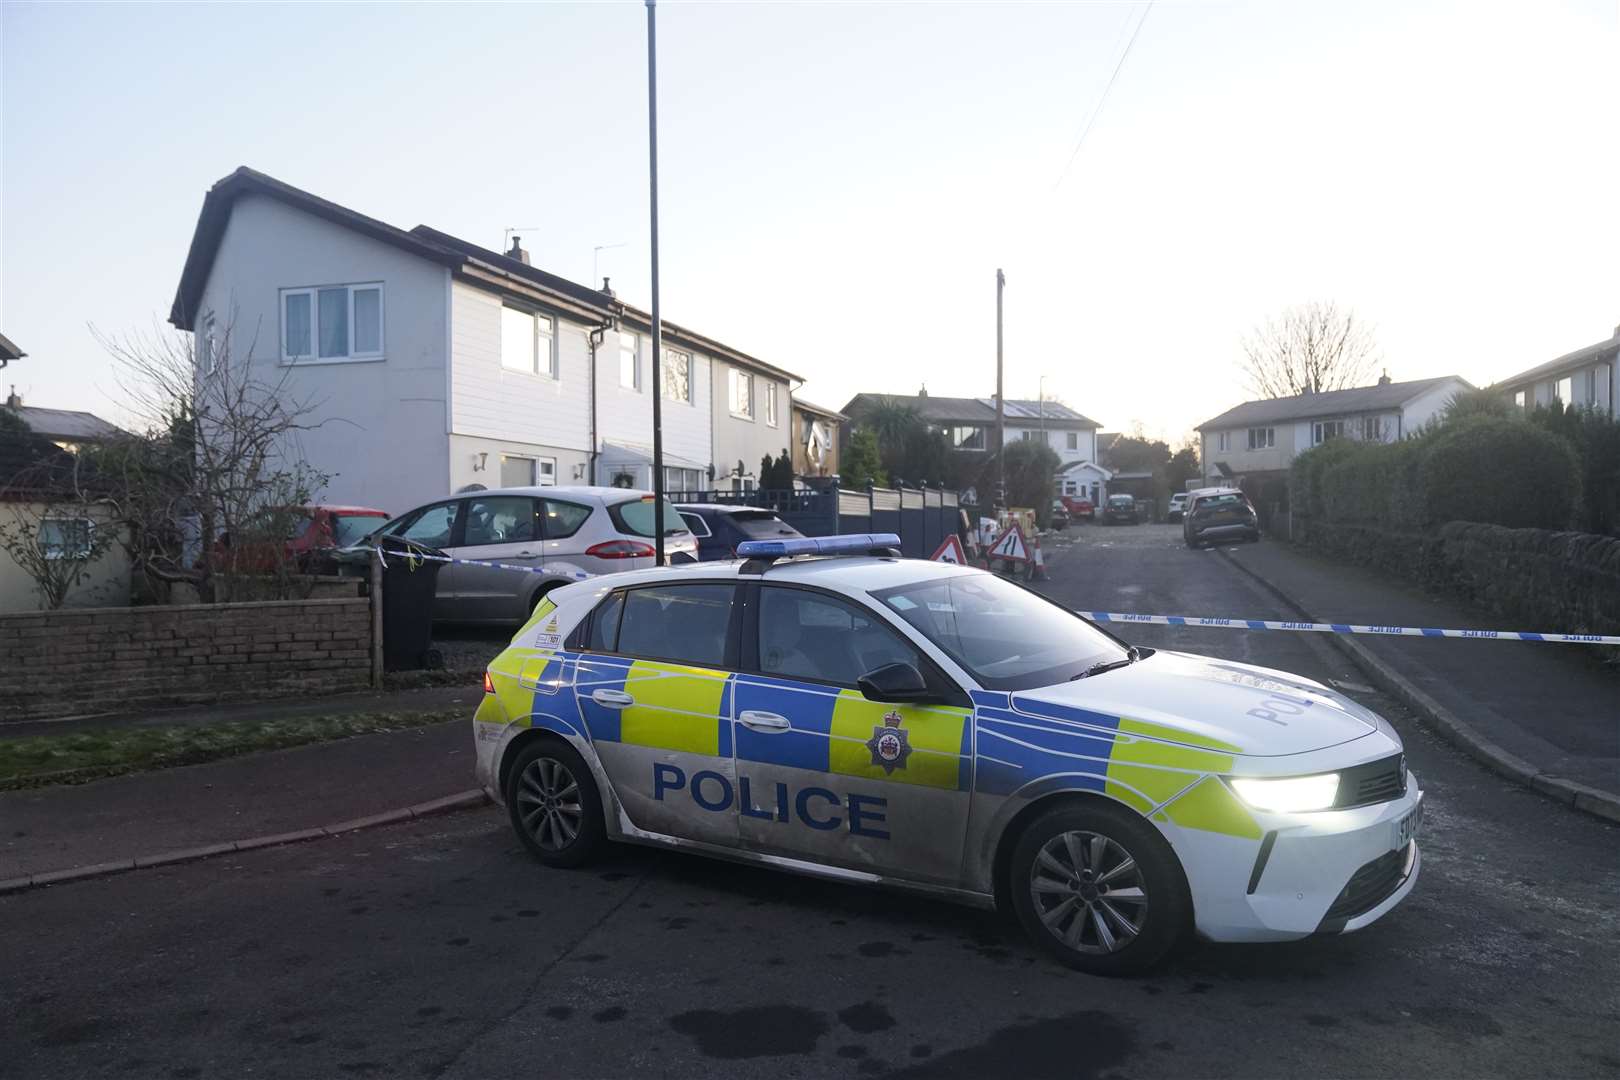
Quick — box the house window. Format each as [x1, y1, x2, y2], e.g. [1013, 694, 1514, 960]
[501, 307, 557, 377]
[40, 517, 93, 560]
[619, 332, 639, 390]
[663, 348, 692, 402]
[663, 466, 702, 492]
[1066, 431, 1078, 450]
[730, 367, 754, 419]
[765, 383, 778, 427]
[950, 425, 986, 450]
[1553, 375, 1572, 405]
[1216, 431, 1230, 452]
[1246, 427, 1275, 450]
[1313, 420, 1344, 445]
[1359, 416, 1382, 441]
[500, 454, 535, 487]
[281, 283, 383, 363]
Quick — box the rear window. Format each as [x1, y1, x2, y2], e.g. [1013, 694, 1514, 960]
[329, 513, 385, 547]
[728, 510, 801, 540]
[1108, 495, 1134, 506]
[608, 497, 690, 538]
[1194, 493, 1247, 512]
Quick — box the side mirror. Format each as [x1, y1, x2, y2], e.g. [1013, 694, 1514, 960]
[856, 662, 934, 704]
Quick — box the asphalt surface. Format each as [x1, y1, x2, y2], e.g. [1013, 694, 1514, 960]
[4, 525, 1618, 1079]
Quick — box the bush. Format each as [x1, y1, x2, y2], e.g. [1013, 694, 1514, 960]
[1528, 405, 1620, 536]
[1418, 416, 1580, 530]
[1291, 438, 1360, 522]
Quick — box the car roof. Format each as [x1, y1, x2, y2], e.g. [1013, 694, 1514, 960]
[552, 553, 981, 602]
[313, 504, 389, 515]
[675, 503, 779, 516]
[472, 484, 659, 501]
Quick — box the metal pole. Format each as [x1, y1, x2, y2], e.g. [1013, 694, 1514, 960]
[646, 0, 665, 564]
[995, 268, 1005, 511]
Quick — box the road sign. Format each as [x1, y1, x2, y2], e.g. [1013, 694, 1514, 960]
[931, 535, 968, 564]
[987, 523, 1031, 563]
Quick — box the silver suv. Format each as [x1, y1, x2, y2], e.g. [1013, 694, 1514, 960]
[367, 486, 696, 624]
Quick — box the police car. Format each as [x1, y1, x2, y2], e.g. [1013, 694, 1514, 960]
[473, 534, 1423, 975]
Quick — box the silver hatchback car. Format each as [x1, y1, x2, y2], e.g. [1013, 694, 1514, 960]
[369, 485, 697, 624]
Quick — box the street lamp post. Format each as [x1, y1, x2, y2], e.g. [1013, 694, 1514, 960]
[995, 268, 1005, 511]
[645, 0, 665, 564]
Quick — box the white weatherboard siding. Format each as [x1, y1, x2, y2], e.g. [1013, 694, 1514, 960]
[449, 282, 591, 454]
[712, 359, 788, 485]
[1401, 380, 1464, 432]
[594, 327, 713, 486]
[191, 193, 450, 515]
[1009, 426, 1095, 466]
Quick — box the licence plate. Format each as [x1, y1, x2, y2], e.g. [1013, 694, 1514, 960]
[1393, 801, 1423, 849]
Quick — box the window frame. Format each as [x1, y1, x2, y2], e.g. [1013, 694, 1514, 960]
[574, 582, 743, 671]
[1313, 419, 1345, 446]
[765, 382, 778, 427]
[742, 581, 969, 704]
[501, 305, 558, 379]
[1065, 430, 1078, 450]
[619, 331, 641, 391]
[540, 497, 593, 540]
[1246, 426, 1275, 451]
[39, 517, 95, 561]
[460, 495, 541, 548]
[279, 282, 385, 365]
[1216, 430, 1230, 452]
[1359, 415, 1382, 441]
[730, 367, 755, 420]
[662, 347, 693, 403]
[679, 511, 714, 539]
[200, 313, 218, 375]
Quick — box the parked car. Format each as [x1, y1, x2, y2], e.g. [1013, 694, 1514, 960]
[1183, 488, 1260, 548]
[676, 504, 804, 560]
[214, 504, 390, 573]
[1167, 492, 1190, 523]
[1047, 500, 1071, 530]
[360, 486, 696, 624]
[1102, 493, 1140, 525]
[1060, 494, 1095, 521]
[475, 534, 1424, 975]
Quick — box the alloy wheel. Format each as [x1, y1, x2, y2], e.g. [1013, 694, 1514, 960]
[515, 756, 584, 852]
[1028, 830, 1150, 954]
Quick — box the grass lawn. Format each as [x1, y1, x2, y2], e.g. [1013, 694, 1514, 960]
[0, 709, 466, 790]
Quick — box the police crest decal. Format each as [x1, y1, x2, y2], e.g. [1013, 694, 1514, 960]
[865, 710, 913, 774]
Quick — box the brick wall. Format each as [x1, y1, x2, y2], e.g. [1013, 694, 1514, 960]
[0, 598, 373, 722]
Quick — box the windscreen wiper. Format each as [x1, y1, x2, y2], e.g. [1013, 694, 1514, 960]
[1071, 647, 1140, 681]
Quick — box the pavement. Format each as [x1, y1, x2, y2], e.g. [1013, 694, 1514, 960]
[2, 525, 1616, 1077]
[1219, 537, 1620, 818]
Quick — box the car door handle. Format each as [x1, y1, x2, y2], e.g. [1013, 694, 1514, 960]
[739, 711, 791, 732]
[591, 689, 635, 709]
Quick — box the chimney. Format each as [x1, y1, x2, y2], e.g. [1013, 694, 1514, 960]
[4, 386, 19, 408]
[1377, 369, 1391, 386]
[918, 384, 928, 398]
[506, 236, 530, 265]
[601, 276, 614, 298]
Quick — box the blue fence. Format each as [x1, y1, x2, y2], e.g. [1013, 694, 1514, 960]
[666, 484, 966, 558]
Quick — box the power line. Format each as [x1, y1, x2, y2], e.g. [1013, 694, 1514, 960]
[1052, 1, 1155, 191]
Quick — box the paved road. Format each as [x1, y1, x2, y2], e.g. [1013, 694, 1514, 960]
[4, 526, 1617, 1079]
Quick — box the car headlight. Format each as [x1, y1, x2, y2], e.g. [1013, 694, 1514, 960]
[1229, 772, 1340, 812]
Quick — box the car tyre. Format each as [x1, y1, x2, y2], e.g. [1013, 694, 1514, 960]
[1008, 802, 1190, 976]
[506, 739, 606, 868]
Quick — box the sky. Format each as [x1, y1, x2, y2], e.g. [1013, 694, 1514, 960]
[2, 0, 1617, 445]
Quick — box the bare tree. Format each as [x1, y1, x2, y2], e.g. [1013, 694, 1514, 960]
[89, 319, 330, 602]
[1240, 301, 1380, 399]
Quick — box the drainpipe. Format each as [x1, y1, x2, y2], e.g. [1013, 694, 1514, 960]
[587, 309, 618, 486]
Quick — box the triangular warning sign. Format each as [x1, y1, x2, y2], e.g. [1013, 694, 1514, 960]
[988, 524, 1031, 563]
[930, 535, 968, 564]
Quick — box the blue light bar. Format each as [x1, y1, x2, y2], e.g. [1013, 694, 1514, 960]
[735, 533, 902, 559]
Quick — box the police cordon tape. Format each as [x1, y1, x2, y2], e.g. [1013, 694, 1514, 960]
[372, 546, 1619, 645]
[373, 546, 593, 582]
[1080, 611, 1620, 646]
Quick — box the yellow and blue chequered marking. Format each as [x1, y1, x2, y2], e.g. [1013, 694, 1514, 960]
[971, 689, 1259, 839]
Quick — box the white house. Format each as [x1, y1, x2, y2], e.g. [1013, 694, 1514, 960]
[169, 167, 801, 515]
[1196, 374, 1471, 487]
[1498, 323, 1619, 417]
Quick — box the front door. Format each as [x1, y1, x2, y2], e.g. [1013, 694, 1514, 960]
[732, 584, 973, 885]
[573, 582, 742, 849]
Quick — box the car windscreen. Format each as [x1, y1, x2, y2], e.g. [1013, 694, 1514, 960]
[728, 510, 801, 539]
[871, 573, 1127, 690]
[608, 497, 690, 538]
[330, 514, 386, 547]
[1108, 495, 1133, 506]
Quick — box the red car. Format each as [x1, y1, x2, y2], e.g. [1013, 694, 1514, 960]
[1060, 494, 1095, 521]
[214, 504, 390, 572]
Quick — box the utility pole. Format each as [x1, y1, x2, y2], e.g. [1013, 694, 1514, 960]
[645, 0, 665, 564]
[995, 268, 1006, 511]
